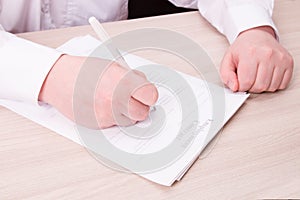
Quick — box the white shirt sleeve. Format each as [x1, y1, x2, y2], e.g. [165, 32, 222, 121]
[0, 30, 62, 105]
[169, 0, 277, 44]
[197, 0, 277, 44]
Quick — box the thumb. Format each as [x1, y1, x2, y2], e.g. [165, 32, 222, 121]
[132, 83, 158, 106]
[220, 52, 239, 92]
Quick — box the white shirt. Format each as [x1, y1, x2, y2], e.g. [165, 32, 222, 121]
[0, 0, 276, 105]
[0, 0, 128, 33]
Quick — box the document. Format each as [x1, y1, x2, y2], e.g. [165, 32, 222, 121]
[0, 35, 249, 186]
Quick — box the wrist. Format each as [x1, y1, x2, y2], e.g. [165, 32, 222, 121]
[239, 26, 276, 38]
[39, 55, 83, 107]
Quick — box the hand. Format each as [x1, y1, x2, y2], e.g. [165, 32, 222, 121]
[39, 55, 158, 129]
[220, 26, 294, 93]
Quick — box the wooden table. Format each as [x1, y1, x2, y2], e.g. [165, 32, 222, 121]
[1, 0, 300, 199]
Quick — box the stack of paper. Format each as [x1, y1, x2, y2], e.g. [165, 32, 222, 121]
[0, 35, 248, 186]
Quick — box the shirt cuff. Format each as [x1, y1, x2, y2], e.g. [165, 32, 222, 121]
[223, 3, 278, 44]
[0, 31, 63, 105]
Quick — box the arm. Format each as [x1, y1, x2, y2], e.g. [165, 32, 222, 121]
[0, 30, 158, 129]
[197, 0, 278, 43]
[0, 30, 62, 104]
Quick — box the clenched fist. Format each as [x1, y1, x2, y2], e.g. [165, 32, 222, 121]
[220, 26, 294, 93]
[39, 55, 158, 129]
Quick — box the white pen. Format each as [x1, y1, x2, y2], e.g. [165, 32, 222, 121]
[88, 16, 128, 67]
[88, 16, 157, 112]
[88, 16, 110, 42]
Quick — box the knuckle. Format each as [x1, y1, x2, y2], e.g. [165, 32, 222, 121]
[99, 124, 110, 129]
[250, 88, 262, 93]
[278, 86, 285, 90]
[137, 107, 150, 121]
[240, 79, 253, 90]
[134, 70, 147, 79]
[277, 51, 285, 61]
[247, 46, 256, 55]
[129, 102, 149, 121]
[277, 52, 294, 71]
[109, 62, 123, 73]
[244, 80, 253, 88]
[131, 120, 137, 125]
[268, 86, 278, 92]
[128, 105, 138, 118]
[97, 117, 114, 129]
[286, 53, 294, 68]
[255, 84, 268, 93]
[262, 47, 274, 59]
[279, 83, 288, 90]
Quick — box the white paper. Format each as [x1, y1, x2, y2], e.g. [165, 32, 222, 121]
[0, 35, 249, 186]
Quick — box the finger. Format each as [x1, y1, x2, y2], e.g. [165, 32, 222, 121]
[133, 69, 147, 79]
[120, 97, 150, 121]
[236, 58, 258, 92]
[249, 62, 273, 93]
[97, 121, 115, 129]
[111, 69, 154, 105]
[276, 50, 294, 90]
[95, 98, 118, 129]
[279, 69, 293, 90]
[114, 114, 137, 127]
[220, 52, 239, 91]
[116, 69, 158, 106]
[267, 67, 284, 92]
[132, 83, 158, 106]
